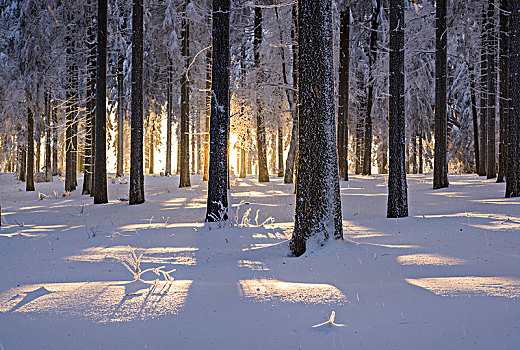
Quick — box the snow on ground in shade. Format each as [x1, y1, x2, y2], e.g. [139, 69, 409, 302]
[0, 172, 519, 349]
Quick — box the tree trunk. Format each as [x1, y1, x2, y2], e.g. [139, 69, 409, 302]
[165, 60, 173, 176]
[149, 120, 154, 174]
[506, 0, 520, 197]
[412, 133, 418, 174]
[130, 0, 145, 205]
[418, 133, 423, 174]
[479, 5, 488, 176]
[19, 147, 26, 182]
[45, 92, 53, 182]
[35, 140, 40, 174]
[206, 0, 230, 222]
[179, 0, 191, 188]
[116, 52, 124, 178]
[387, 0, 408, 218]
[486, 0, 497, 179]
[498, 0, 509, 183]
[203, 49, 211, 181]
[26, 105, 35, 191]
[363, 0, 380, 176]
[52, 106, 58, 176]
[471, 73, 480, 172]
[337, 7, 350, 181]
[433, 0, 449, 189]
[290, 0, 343, 257]
[65, 12, 76, 193]
[94, 0, 108, 204]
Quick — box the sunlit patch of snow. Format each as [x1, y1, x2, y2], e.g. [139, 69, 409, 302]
[238, 279, 347, 305]
[65, 246, 198, 266]
[397, 253, 468, 266]
[237, 260, 270, 271]
[406, 276, 520, 299]
[0, 280, 193, 323]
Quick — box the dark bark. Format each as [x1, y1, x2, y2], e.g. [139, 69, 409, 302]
[179, 0, 191, 188]
[254, 7, 269, 183]
[355, 109, 364, 174]
[149, 120, 154, 174]
[35, 140, 40, 174]
[412, 133, 418, 174]
[93, 0, 108, 204]
[471, 73, 480, 172]
[203, 49, 211, 181]
[506, 0, 520, 197]
[165, 60, 173, 176]
[418, 133, 423, 174]
[486, 0, 497, 179]
[206, 0, 230, 222]
[19, 147, 26, 182]
[479, 5, 488, 176]
[497, 0, 509, 183]
[130, 0, 145, 205]
[45, 92, 52, 182]
[387, 0, 408, 218]
[290, 0, 343, 257]
[337, 7, 350, 181]
[433, 0, 449, 189]
[52, 106, 58, 176]
[26, 105, 35, 191]
[116, 52, 124, 178]
[363, 0, 380, 176]
[284, 5, 298, 184]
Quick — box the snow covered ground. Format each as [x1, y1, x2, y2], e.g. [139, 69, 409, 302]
[0, 172, 519, 349]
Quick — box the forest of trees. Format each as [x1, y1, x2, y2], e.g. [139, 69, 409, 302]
[1, 0, 519, 252]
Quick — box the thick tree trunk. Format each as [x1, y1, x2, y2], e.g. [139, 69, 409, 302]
[179, 0, 191, 188]
[165, 60, 173, 176]
[254, 7, 269, 183]
[26, 105, 35, 191]
[337, 7, 350, 181]
[387, 0, 408, 218]
[94, 0, 108, 204]
[433, 0, 449, 189]
[130, 0, 145, 205]
[486, 0, 497, 179]
[363, 0, 380, 176]
[290, 0, 343, 257]
[206, 0, 230, 222]
[506, 0, 520, 197]
[479, 6, 488, 176]
[498, 0, 509, 183]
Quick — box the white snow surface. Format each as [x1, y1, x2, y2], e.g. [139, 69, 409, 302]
[0, 173, 519, 349]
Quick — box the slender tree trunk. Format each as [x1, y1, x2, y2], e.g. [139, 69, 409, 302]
[363, 0, 380, 176]
[93, 0, 108, 204]
[418, 133, 423, 174]
[20, 147, 26, 182]
[387, 0, 408, 218]
[470, 73, 480, 172]
[433, 0, 449, 189]
[26, 105, 35, 191]
[130, 0, 145, 204]
[52, 106, 58, 176]
[35, 140, 40, 174]
[277, 124, 284, 177]
[337, 7, 350, 181]
[203, 50, 212, 181]
[239, 148, 246, 178]
[179, 0, 191, 188]
[479, 5, 488, 176]
[206, 0, 230, 222]
[165, 60, 173, 176]
[149, 120, 154, 174]
[498, 0, 509, 183]
[45, 92, 53, 182]
[506, 0, 520, 197]
[355, 111, 364, 174]
[487, 0, 497, 179]
[290, 0, 343, 257]
[116, 52, 124, 178]
[412, 133, 418, 174]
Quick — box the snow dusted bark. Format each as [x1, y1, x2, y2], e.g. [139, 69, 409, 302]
[363, 0, 381, 176]
[486, 0, 497, 179]
[26, 105, 35, 192]
[116, 52, 124, 178]
[497, 0, 509, 183]
[479, 5, 488, 177]
[433, 0, 449, 189]
[19, 148, 26, 182]
[65, 17, 76, 193]
[471, 73, 480, 173]
[165, 60, 173, 177]
[506, 0, 520, 197]
[387, 0, 408, 218]
[130, 0, 145, 205]
[203, 49, 211, 181]
[337, 7, 349, 182]
[205, 0, 230, 222]
[290, 0, 343, 257]
[94, 0, 108, 204]
[179, 0, 191, 188]
[44, 92, 52, 182]
[254, 7, 269, 183]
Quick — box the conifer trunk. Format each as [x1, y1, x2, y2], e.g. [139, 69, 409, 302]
[471, 74, 480, 172]
[26, 105, 35, 191]
[179, 0, 191, 188]
[497, 0, 509, 183]
[165, 60, 173, 176]
[45, 92, 53, 182]
[337, 7, 350, 181]
[486, 0, 497, 179]
[479, 6, 488, 176]
[116, 52, 124, 178]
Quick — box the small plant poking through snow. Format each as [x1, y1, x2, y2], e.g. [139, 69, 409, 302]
[208, 201, 228, 228]
[116, 246, 176, 281]
[311, 311, 346, 328]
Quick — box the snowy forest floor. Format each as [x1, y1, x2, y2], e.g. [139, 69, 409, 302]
[0, 172, 519, 349]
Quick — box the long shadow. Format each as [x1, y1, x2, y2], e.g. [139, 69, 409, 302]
[9, 286, 53, 312]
